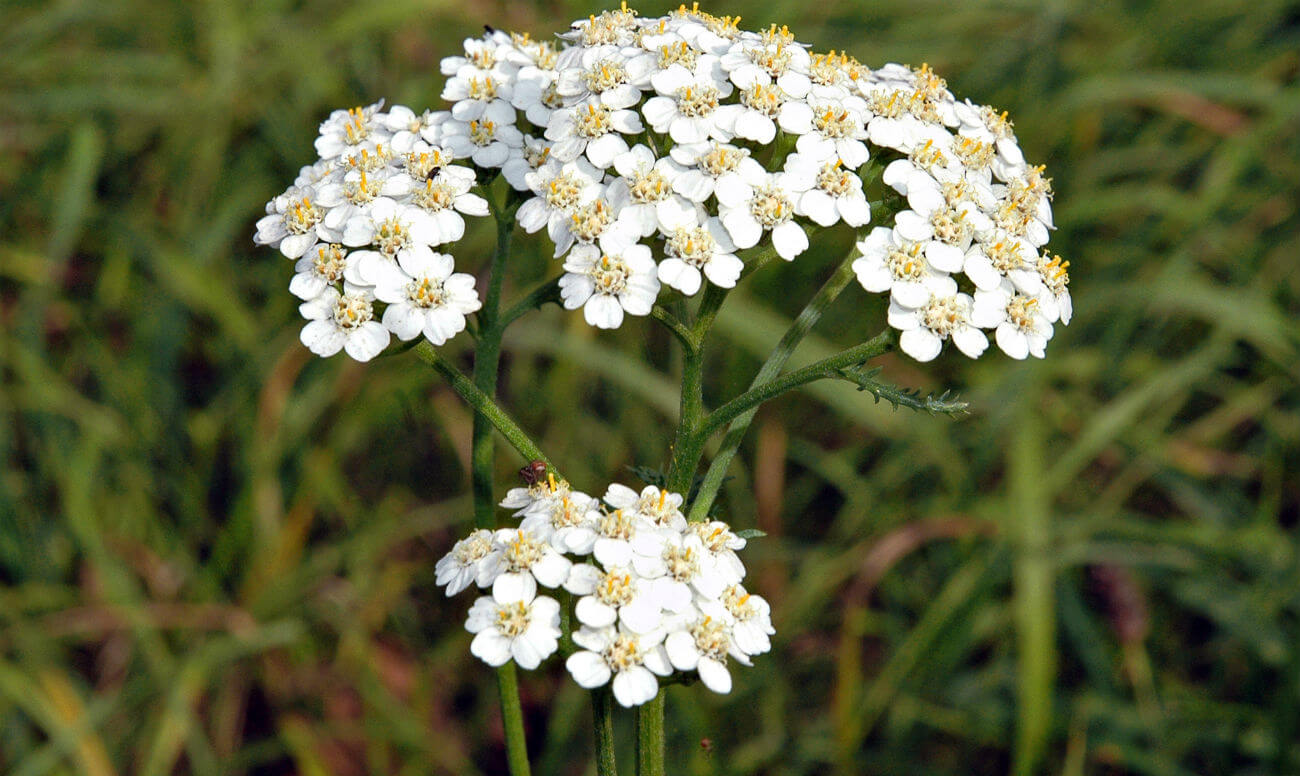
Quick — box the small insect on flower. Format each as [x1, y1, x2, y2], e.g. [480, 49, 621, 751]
[520, 460, 550, 485]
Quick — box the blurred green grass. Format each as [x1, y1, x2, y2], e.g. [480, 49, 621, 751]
[2, 0, 1299, 774]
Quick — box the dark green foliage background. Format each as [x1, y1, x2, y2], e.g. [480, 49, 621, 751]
[2, 0, 1298, 773]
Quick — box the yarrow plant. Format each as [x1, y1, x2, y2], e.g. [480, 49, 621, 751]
[254, 4, 1070, 774]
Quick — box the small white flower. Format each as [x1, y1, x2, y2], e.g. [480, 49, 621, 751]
[971, 281, 1054, 360]
[567, 508, 666, 577]
[792, 98, 870, 169]
[1034, 251, 1072, 325]
[370, 247, 481, 345]
[289, 243, 354, 301]
[466, 590, 561, 670]
[382, 105, 436, 154]
[642, 57, 735, 143]
[719, 172, 809, 260]
[255, 186, 333, 259]
[718, 584, 775, 656]
[602, 484, 687, 532]
[442, 71, 514, 122]
[851, 227, 948, 308]
[962, 232, 1041, 293]
[314, 102, 389, 161]
[501, 472, 572, 518]
[560, 244, 661, 329]
[664, 613, 747, 694]
[503, 135, 553, 191]
[565, 563, 689, 634]
[519, 490, 600, 553]
[657, 218, 742, 296]
[555, 46, 652, 109]
[438, 102, 524, 168]
[482, 528, 574, 603]
[565, 626, 673, 707]
[886, 276, 988, 362]
[517, 158, 604, 245]
[608, 144, 696, 238]
[785, 153, 870, 228]
[546, 98, 644, 169]
[297, 287, 390, 362]
[686, 521, 747, 590]
[719, 35, 812, 97]
[669, 142, 766, 206]
[436, 528, 497, 596]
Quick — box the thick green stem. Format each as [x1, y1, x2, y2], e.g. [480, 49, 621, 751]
[496, 662, 531, 776]
[686, 249, 860, 523]
[636, 692, 666, 776]
[593, 688, 618, 776]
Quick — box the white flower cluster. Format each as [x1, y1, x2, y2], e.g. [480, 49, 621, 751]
[254, 103, 491, 361]
[255, 3, 1071, 362]
[436, 473, 774, 707]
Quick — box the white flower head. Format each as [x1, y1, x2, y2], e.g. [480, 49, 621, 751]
[720, 172, 809, 260]
[643, 56, 735, 144]
[297, 287, 390, 362]
[501, 471, 573, 518]
[565, 625, 673, 707]
[546, 98, 644, 169]
[519, 490, 600, 553]
[664, 612, 747, 694]
[436, 528, 497, 596]
[785, 153, 871, 228]
[314, 102, 389, 162]
[852, 227, 948, 309]
[483, 528, 574, 603]
[437, 102, 524, 168]
[255, 185, 334, 259]
[370, 247, 481, 345]
[657, 218, 742, 296]
[466, 590, 561, 670]
[718, 583, 775, 656]
[289, 243, 355, 301]
[972, 281, 1055, 360]
[560, 243, 661, 329]
[887, 276, 988, 362]
[603, 484, 687, 532]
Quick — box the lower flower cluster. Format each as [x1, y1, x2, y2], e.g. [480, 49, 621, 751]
[436, 473, 773, 707]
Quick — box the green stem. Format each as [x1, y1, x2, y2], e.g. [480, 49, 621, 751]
[470, 195, 517, 529]
[414, 344, 554, 473]
[697, 331, 894, 440]
[497, 662, 532, 776]
[686, 248, 860, 523]
[466, 187, 533, 776]
[636, 692, 666, 776]
[651, 304, 696, 352]
[593, 688, 618, 776]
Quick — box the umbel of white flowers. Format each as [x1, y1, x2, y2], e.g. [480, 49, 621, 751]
[435, 474, 774, 707]
[254, 3, 1072, 365]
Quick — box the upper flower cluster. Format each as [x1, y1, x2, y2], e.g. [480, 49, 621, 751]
[437, 473, 773, 707]
[255, 3, 1071, 362]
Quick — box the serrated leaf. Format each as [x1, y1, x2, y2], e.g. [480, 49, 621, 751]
[837, 366, 971, 417]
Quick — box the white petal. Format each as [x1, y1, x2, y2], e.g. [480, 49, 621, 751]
[697, 658, 733, 694]
[566, 651, 612, 689]
[899, 328, 943, 362]
[492, 572, 537, 604]
[470, 630, 512, 667]
[612, 666, 659, 707]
